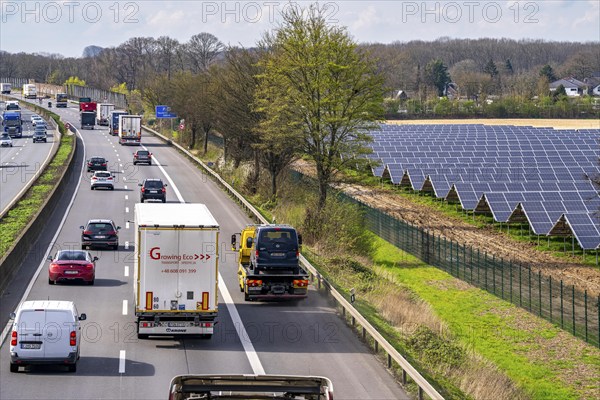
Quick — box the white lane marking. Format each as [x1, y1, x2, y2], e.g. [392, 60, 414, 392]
[162, 153, 265, 375]
[0, 126, 85, 345]
[124, 185, 128, 190]
[124, 241, 129, 250]
[143, 147, 184, 202]
[124, 266, 129, 277]
[125, 221, 130, 229]
[125, 207, 129, 213]
[119, 350, 126, 373]
[125, 195, 128, 200]
[121, 170, 124, 174]
[119, 163, 123, 167]
[122, 300, 128, 315]
[218, 274, 265, 374]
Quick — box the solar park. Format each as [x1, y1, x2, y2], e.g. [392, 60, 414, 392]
[368, 124, 600, 251]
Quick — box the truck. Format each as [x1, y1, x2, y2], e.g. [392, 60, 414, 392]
[118, 114, 142, 145]
[134, 203, 219, 339]
[96, 103, 114, 125]
[109, 110, 127, 136]
[0, 83, 11, 94]
[80, 111, 95, 129]
[55, 93, 68, 108]
[78, 97, 97, 113]
[5, 100, 19, 110]
[22, 83, 37, 99]
[2, 111, 23, 137]
[168, 375, 334, 400]
[231, 224, 309, 301]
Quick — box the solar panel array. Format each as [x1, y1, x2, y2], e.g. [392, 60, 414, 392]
[368, 124, 600, 250]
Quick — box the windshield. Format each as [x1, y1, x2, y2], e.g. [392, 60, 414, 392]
[144, 181, 163, 189]
[57, 251, 87, 261]
[88, 223, 114, 232]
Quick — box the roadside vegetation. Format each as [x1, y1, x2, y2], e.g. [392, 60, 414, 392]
[0, 105, 73, 258]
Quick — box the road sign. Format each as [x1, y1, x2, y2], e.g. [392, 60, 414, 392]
[179, 123, 185, 131]
[156, 105, 177, 118]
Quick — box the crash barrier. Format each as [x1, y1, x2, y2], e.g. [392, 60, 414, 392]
[141, 126, 444, 400]
[0, 110, 77, 295]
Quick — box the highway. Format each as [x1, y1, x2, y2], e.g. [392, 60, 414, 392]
[0, 99, 57, 215]
[0, 102, 408, 399]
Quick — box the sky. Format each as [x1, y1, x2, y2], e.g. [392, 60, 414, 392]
[0, 0, 599, 58]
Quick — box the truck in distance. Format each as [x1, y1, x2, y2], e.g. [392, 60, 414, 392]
[96, 103, 114, 125]
[78, 97, 97, 112]
[231, 224, 309, 301]
[22, 83, 36, 99]
[55, 93, 68, 108]
[168, 375, 334, 400]
[134, 203, 219, 339]
[5, 100, 19, 110]
[118, 114, 142, 145]
[109, 110, 127, 136]
[80, 111, 95, 129]
[0, 83, 11, 94]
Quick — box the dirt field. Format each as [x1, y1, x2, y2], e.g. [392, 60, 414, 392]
[293, 119, 600, 297]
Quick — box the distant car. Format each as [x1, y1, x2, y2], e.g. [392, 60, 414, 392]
[30, 115, 39, 123]
[31, 116, 44, 126]
[0, 133, 13, 147]
[80, 219, 120, 250]
[90, 170, 114, 190]
[48, 250, 98, 285]
[133, 149, 152, 165]
[32, 125, 47, 142]
[86, 157, 107, 172]
[139, 178, 167, 203]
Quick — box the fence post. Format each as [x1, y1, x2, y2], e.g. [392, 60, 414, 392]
[572, 286, 575, 335]
[484, 251, 488, 290]
[519, 263, 522, 307]
[549, 276, 552, 323]
[501, 257, 504, 300]
[538, 271, 542, 317]
[477, 248, 480, 285]
[584, 291, 588, 343]
[528, 266, 532, 312]
[450, 240, 453, 276]
[470, 245, 473, 284]
[492, 254, 496, 295]
[560, 280, 564, 329]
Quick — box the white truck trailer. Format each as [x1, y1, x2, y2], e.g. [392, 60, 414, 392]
[118, 114, 142, 145]
[134, 203, 219, 339]
[96, 103, 114, 125]
[22, 83, 37, 99]
[0, 82, 11, 94]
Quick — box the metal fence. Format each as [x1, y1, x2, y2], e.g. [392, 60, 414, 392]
[65, 85, 127, 109]
[0, 77, 29, 89]
[290, 171, 600, 347]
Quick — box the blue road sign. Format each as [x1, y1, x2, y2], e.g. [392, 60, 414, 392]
[156, 105, 177, 118]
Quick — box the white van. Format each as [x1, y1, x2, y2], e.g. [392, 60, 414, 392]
[9, 300, 86, 373]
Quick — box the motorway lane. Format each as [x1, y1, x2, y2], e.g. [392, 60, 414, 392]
[0, 105, 408, 399]
[0, 105, 57, 214]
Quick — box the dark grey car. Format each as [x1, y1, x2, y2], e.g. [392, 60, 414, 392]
[80, 219, 120, 250]
[133, 150, 152, 165]
[139, 178, 167, 203]
[33, 126, 47, 142]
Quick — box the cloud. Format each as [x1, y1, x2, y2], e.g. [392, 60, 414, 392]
[350, 5, 378, 31]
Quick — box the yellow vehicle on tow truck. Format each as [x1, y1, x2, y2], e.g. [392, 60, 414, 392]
[231, 225, 309, 301]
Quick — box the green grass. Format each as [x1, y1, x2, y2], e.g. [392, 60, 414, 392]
[370, 233, 597, 400]
[0, 125, 74, 257]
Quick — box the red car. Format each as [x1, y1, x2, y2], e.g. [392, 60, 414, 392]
[48, 250, 98, 285]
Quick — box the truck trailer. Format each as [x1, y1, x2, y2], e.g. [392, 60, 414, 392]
[109, 110, 127, 136]
[55, 93, 68, 108]
[0, 83, 11, 94]
[118, 114, 142, 145]
[22, 84, 36, 99]
[78, 97, 97, 113]
[231, 224, 309, 301]
[134, 203, 219, 339]
[96, 103, 114, 125]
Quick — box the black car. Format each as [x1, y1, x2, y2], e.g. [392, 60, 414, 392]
[32, 125, 47, 142]
[80, 219, 120, 250]
[87, 157, 107, 172]
[139, 178, 167, 203]
[133, 150, 152, 165]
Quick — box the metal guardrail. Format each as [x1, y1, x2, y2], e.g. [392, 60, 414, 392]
[142, 126, 444, 400]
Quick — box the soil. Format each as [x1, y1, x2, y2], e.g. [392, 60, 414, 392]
[291, 119, 600, 298]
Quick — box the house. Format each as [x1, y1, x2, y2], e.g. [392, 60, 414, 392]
[549, 77, 586, 96]
[393, 90, 409, 100]
[583, 76, 600, 96]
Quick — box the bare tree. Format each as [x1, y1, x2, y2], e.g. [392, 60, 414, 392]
[185, 33, 224, 73]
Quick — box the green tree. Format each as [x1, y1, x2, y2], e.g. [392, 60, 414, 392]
[539, 64, 557, 82]
[483, 59, 499, 78]
[64, 76, 86, 86]
[255, 3, 384, 213]
[424, 59, 451, 97]
[504, 59, 514, 74]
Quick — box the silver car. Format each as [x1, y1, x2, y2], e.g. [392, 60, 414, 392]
[0, 133, 13, 147]
[90, 170, 115, 190]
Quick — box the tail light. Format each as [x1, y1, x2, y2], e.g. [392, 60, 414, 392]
[247, 279, 263, 287]
[91, 176, 97, 181]
[134, 154, 138, 158]
[107, 176, 113, 180]
[101, 163, 107, 166]
[255, 250, 259, 258]
[69, 331, 76, 346]
[11, 331, 17, 346]
[85, 263, 94, 269]
[83, 230, 92, 235]
[107, 230, 117, 235]
[87, 162, 92, 166]
[161, 187, 166, 193]
[293, 279, 309, 287]
[141, 187, 145, 192]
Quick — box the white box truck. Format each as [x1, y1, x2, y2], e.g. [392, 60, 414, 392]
[118, 114, 142, 145]
[0, 82, 11, 94]
[96, 103, 114, 126]
[134, 203, 219, 339]
[22, 83, 37, 99]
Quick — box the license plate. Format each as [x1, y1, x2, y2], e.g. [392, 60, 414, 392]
[64, 270, 78, 274]
[150, 190, 158, 193]
[167, 322, 185, 327]
[95, 235, 106, 239]
[21, 343, 41, 349]
[271, 252, 285, 257]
